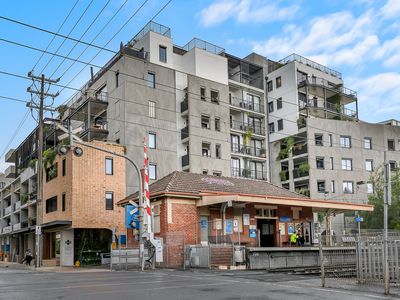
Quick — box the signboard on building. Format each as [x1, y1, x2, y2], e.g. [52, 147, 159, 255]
[249, 229, 256, 238]
[125, 204, 139, 229]
[233, 219, 239, 232]
[288, 223, 294, 235]
[225, 220, 233, 234]
[279, 223, 286, 235]
[279, 216, 292, 222]
[243, 214, 250, 226]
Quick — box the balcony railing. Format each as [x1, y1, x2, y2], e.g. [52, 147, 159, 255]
[181, 154, 189, 167]
[231, 167, 266, 180]
[300, 100, 357, 118]
[14, 201, 21, 211]
[13, 223, 21, 231]
[3, 226, 11, 233]
[230, 96, 264, 113]
[298, 77, 357, 98]
[230, 120, 265, 136]
[180, 100, 188, 113]
[293, 169, 309, 179]
[4, 205, 12, 215]
[231, 143, 266, 158]
[292, 144, 308, 156]
[83, 120, 108, 131]
[181, 126, 189, 140]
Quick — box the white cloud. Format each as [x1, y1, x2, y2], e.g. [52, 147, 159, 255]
[380, 0, 400, 19]
[200, 0, 299, 27]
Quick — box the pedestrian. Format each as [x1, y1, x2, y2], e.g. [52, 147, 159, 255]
[290, 231, 298, 246]
[21, 249, 33, 266]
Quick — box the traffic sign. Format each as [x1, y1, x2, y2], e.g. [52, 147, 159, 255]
[355, 216, 364, 223]
[126, 204, 140, 229]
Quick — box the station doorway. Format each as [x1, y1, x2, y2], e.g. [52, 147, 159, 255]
[257, 219, 275, 247]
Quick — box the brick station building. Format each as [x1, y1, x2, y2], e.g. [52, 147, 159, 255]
[119, 171, 373, 265]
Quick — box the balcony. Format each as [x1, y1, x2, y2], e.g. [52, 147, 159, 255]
[231, 143, 266, 158]
[299, 99, 357, 119]
[181, 154, 189, 168]
[80, 119, 109, 142]
[227, 54, 263, 89]
[231, 167, 267, 180]
[13, 223, 21, 231]
[14, 201, 21, 211]
[4, 205, 12, 215]
[279, 170, 289, 182]
[230, 120, 265, 136]
[180, 100, 188, 113]
[181, 126, 189, 140]
[298, 77, 357, 99]
[2, 226, 12, 234]
[293, 169, 309, 179]
[229, 96, 264, 114]
[4, 165, 16, 178]
[5, 149, 15, 163]
[292, 144, 308, 157]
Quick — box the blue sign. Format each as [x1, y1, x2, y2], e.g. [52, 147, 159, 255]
[125, 205, 140, 229]
[280, 216, 292, 222]
[200, 219, 207, 229]
[355, 216, 363, 223]
[249, 229, 256, 238]
[120, 235, 126, 244]
[225, 220, 233, 234]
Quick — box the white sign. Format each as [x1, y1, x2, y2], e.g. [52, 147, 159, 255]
[153, 238, 163, 263]
[243, 214, 250, 226]
[35, 226, 41, 235]
[233, 219, 239, 232]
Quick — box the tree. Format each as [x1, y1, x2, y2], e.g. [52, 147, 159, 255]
[362, 167, 400, 230]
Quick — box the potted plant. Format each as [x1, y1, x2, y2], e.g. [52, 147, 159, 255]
[43, 148, 57, 169]
[20, 193, 29, 204]
[279, 170, 288, 181]
[298, 163, 310, 175]
[29, 158, 38, 170]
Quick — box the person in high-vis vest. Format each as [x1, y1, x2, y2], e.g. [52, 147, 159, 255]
[290, 232, 298, 246]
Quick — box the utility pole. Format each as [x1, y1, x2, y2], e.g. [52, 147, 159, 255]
[383, 150, 391, 294]
[27, 72, 59, 268]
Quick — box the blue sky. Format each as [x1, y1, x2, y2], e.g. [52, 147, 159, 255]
[1, 0, 399, 172]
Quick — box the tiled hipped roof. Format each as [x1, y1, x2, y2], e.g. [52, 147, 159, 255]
[119, 171, 307, 205]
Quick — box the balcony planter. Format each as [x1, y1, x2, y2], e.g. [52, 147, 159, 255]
[29, 158, 38, 171]
[243, 129, 253, 147]
[20, 193, 29, 204]
[43, 148, 57, 169]
[276, 137, 294, 160]
[279, 171, 288, 181]
[298, 163, 310, 174]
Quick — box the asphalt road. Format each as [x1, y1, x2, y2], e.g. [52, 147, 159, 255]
[0, 268, 397, 300]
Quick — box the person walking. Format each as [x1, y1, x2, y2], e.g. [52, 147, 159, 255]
[21, 249, 33, 266]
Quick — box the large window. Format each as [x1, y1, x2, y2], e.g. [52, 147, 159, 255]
[340, 136, 351, 148]
[105, 192, 114, 210]
[148, 132, 156, 149]
[343, 181, 354, 194]
[149, 164, 157, 180]
[316, 157, 325, 169]
[317, 180, 326, 193]
[315, 134, 323, 146]
[210, 90, 219, 104]
[159, 46, 167, 63]
[364, 137, 372, 149]
[105, 157, 113, 175]
[46, 196, 57, 213]
[341, 158, 352, 171]
[147, 72, 155, 88]
[365, 159, 373, 171]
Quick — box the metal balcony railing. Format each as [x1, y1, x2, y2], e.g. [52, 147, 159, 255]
[180, 100, 188, 113]
[13, 223, 21, 231]
[231, 167, 266, 180]
[300, 100, 357, 118]
[14, 201, 21, 211]
[298, 77, 357, 98]
[181, 126, 189, 140]
[3, 226, 12, 233]
[181, 154, 189, 167]
[293, 169, 309, 179]
[230, 96, 264, 113]
[292, 144, 308, 156]
[230, 120, 265, 136]
[231, 143, 266, 158]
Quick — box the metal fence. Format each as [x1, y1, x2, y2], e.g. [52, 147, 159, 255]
[320, 231, 400, 291]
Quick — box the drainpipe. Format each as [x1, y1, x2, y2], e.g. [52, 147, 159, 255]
[265, 76, 272, 182]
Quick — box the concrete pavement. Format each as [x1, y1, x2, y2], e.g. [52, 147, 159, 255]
[0, 268, 399, 299]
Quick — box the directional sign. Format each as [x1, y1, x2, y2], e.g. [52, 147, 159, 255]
[129, 200, 138, 215]
[355, 216, 364, 223]
[126, 204, 139, 229]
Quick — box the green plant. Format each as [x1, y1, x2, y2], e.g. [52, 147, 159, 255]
[18, 167, 26, 173]
[279, 170, 288, 181]
[20, 193, 29, 204]
[243, 129, 253, 146]
[29, 158, 38, 170]
[48, 166, 57, 180]
[277, 137, 295, 160]
[259, 147, 266, 157]
[297, 187, 310, 197]
[57, 105, 68, 119]
[298, 163, 310, 174]
[43, 148, 57, 169]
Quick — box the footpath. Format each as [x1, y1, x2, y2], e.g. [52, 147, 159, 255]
[0, 261, 110, 272]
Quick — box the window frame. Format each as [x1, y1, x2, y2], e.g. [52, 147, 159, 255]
[364, 137, 372, 150]
[268, 122, 275, 133]
[276, 76, 282, 88]
[341, 158, 353, 171]
[147, 72, 155, 88]
[215, 118, 220, 132]
[148, 101, 156, 118]
[365, 159, 373, 172]
[46, 196, 57, 214]
[215, 144, 221, 159]
[210, 89, 219, 104]
[277, 97, 283, 109]
[115, 71, 119, 88]
[148, 132, 156, 149]
[340, 135, 351, 148]
[268, 101, 274, 113]
[62, 192, 66, 211]
[267, 80, 273, 92]
[317, 180, 326, 193]
[159, 45, 167, 63]
[315, 134, 323, 146]
[105, 157, 113, 175]
[316, 157, 325, 169]
[62, 158, 66, 176]
[200, 87, 206, 101]
[149, 164, 157, 180]
[388, 139, 395, 151]
[277, 119, 283, 131]
[343, 181, 354, 194]
[105, 192, 114, 210]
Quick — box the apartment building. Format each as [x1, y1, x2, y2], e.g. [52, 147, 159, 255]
[266, 54, 400, 232]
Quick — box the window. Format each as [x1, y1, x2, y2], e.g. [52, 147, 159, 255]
[340, 136, 351, 148]
[328, 134, 332, 147]
[277, 119, 283, 131]
[388, 139, 395, 151]
[255, 206, 277, 218]
[367, 183, 374, 194]
[267, 80, 273, 92]
[46, 196, 57, 213]
[153, 204, 161, 233]
[201, 115, 210, 129]
[62, 193, 66, 211]
[148, 101, 156, 118]
[276, 76, 282, 88]
[147, 72, 155, 88]
[105, 192, 114, 210]
[62, 158, 66, 176]
[343, 181, 354, 194]
[389, 161, 397, 172]
[149, 164, 157, 180]
[277, 97, 282, 109]
[105, 157, 113, 175]
[215, 144, 221, 159]
[316, 157, 325, 169]
[342, 158, 352, 171]
[365, 159, 373, 171]
[46, 163, 58, 182]
[215, 118, 220, 132]
[213, 171, 222, 176]
[202, 169, 208, 175]
[148, 133, 156, 149]
[200, 87, 206, 101]
[202, 142, 211, 157]
[331, 180, 335, 193]
[210, 90, 219, 103]
[315, 134, 323, 146]
[159, 45, 167, 63]
[364, 137, 372, 149]
[329, 157, 334, 170]
[317, 180, 326, 193]
[268, 122, 275, 133]
[268, 101, 274, 113]
[115, 71, 119, 88]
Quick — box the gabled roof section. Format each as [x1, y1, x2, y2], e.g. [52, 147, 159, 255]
[119, 171, 307, 205]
